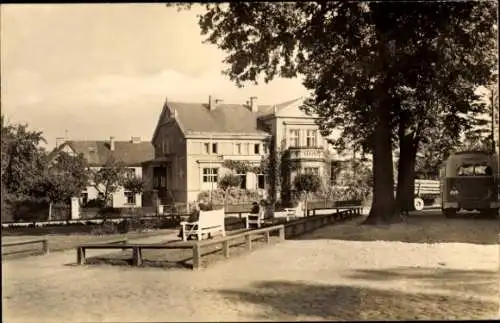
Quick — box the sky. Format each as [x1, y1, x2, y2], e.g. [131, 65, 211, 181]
[1, 4, 309, 149]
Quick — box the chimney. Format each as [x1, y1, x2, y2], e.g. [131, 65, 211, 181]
[208, 95, 216, 111]
[250, 96, 258, 113]
[273, 104, 278, 114]
[131, 136, 141, 144]
[55, 137, 66, 148]
[109, 136, 115, 151]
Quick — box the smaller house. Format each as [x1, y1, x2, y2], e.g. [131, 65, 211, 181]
[53, 136, 154, 208]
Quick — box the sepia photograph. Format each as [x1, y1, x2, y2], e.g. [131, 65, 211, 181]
[1, 2, 499, 322]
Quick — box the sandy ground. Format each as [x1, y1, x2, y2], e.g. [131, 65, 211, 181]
[3, 209, 499, 322]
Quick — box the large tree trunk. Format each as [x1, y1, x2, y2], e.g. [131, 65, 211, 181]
[363, 102, 396, 225]
[396, 134, 418, 214]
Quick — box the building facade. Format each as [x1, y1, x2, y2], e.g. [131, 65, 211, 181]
[146, 96, 352, 205]
[54, 137, 154, 208]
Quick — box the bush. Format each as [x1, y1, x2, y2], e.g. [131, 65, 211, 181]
[293, 173, 321, 193]
[218, 174, 241, 191]
[85, 198, 106, 208]
[198, 188, 262, 205]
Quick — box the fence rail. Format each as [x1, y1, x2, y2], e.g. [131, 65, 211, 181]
[76, 224, 285, 270]
[2, 238, 49, 256]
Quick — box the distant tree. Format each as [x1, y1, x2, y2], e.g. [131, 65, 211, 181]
[123, 176, 145, 209]
[293, 173, 321, 216]
[1, 115, 47, 198]
[32, 152, 89, 220]
[90, 157, 127, 207]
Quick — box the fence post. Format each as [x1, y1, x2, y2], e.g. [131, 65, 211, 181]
[265, 231, 271, 244]
[192, 244, 201, 270]
[132, 247, 142, 266]
[77, 247, 85, 265]
[245, 234, 253, 250]
[42, 239, 49, 255]
[279, 225, 285, 241]
[223, 241, 230, 258]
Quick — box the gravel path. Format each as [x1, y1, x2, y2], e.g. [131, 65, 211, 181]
[3, 213, 499, 322]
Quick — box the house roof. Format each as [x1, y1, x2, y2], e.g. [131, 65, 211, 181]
[152, 97, 303, 141]
[56, 140, 154, 166]
[168, 101, 272, 135]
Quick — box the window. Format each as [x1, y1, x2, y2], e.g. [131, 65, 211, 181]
[306, 130, 317, 147]
[160, 176, 166, 187]
[304, 167, 320, 175]
[289, 129, 300, 147]
[457, 164, 493, 176]
[202, 168, 218, 183]
[254, 143, 260, 154]
[235, 143, 241, 154]
[212, 143, 218, 154]
[203, 143, 210, 154]
[124, 191, 136, 205]
[257, 174, 266, 189]
[80, 192, 88, 206]
[125, 168, 136, 178]
[236, 172, 247, 189]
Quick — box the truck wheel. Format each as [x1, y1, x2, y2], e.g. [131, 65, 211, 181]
[414, 197, 425, 211]
[480, 208, 499, 219]
[444, 208, 457, 218]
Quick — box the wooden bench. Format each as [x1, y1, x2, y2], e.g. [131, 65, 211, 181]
[2, 238, 49, 256]
[76, 238, 130, 265]
[246, 209, 266, 228]
[76, 224, 285, 270]
[284, 201, 306, 218]
[284, 208, 361, 238]
[306, 200, 364, 217]
[181, 208, 226, 241]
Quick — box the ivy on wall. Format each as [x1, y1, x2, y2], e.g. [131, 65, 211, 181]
[222, 160, 263, 174]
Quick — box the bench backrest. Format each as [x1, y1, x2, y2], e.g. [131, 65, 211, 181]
[198, 208, 225, 229]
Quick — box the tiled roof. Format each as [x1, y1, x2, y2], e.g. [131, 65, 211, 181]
[61, 140, 154, 166]
[164, 97, 303, 136]
[168, 102, 271, 135]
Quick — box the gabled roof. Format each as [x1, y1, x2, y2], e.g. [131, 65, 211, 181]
[169, 102, 272, 135]
[152, 97, 303, 142]
[54, 140, 154, 166]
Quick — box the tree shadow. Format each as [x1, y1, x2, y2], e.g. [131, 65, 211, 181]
[214, 279, 498, 321]
[344, 267, 500, 297]
[290, 211, 499, 245]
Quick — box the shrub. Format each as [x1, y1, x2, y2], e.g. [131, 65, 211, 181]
[218, 174, 241, 191]
[198, 188, 262, 205]
[293, 173, 321, 193]
[85, 198, 106, 208]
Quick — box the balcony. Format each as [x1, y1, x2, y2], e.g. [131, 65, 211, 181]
[288, 147, 324, 161]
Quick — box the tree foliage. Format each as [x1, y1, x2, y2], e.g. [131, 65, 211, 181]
[218, 173, 242, 191]
[123, 176, 145, 196]
[293, 173, 321, 193]
[31, 152, 89, 220]
[1, 115, 47, 197]
[90, 157, 127, 205]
